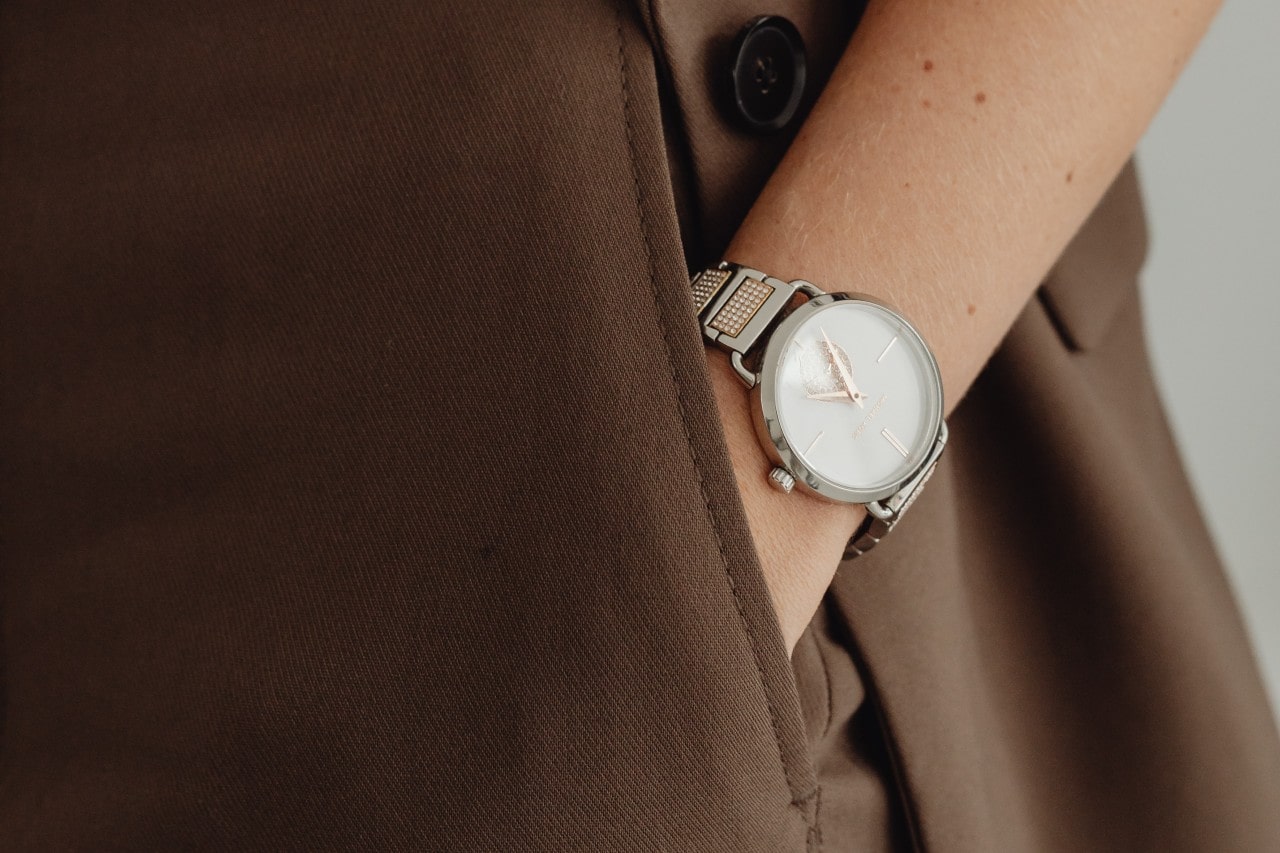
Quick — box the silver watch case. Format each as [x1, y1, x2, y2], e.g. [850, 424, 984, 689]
[747, 290, 947, 506]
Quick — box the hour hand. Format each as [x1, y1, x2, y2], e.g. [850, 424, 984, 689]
[809, 388, 869, 404]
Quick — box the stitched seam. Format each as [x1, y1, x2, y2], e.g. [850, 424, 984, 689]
[814, 785, 824, 852]
[613, 8, 809, 816]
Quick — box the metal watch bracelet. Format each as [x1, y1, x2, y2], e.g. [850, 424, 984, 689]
[690, 261, 947, 560]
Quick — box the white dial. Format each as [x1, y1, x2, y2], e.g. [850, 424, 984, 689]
[759, 295, 943, 500]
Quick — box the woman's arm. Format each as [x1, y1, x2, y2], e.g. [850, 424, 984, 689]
[714, 0, 1223, 653]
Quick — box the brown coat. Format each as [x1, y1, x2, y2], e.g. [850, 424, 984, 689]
[2, 1, 1277, 849]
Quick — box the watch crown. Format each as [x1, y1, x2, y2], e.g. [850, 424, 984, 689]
[768, 467, 796, 494]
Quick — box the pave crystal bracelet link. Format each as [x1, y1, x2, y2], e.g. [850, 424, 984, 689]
[690, 262, 798, 358]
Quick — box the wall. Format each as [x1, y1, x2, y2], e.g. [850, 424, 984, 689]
[1138, 0, 1280, 712]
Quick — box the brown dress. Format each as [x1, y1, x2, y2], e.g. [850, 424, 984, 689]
[2, 1, 1277, 849]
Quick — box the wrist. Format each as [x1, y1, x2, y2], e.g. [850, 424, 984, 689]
[705, 347, 865, 653]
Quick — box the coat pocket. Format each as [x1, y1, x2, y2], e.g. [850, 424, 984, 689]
[616, 7, 825, 846]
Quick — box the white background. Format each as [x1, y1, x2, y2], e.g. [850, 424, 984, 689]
[1138, 0, 1280, 713]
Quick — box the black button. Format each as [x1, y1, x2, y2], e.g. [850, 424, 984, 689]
[727, 16, 806, 133]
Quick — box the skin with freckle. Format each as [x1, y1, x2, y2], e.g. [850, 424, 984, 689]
[717, 0, 1229, 654]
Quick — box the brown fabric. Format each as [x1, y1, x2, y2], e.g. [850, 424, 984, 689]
[2, 1, 1278, 851]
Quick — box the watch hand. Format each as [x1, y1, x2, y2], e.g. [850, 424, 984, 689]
[820, 327, 866, 408]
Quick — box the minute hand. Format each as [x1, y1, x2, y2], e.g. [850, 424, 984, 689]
[820, 327, 866, 408]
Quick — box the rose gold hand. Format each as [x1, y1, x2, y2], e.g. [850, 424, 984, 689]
[820, 327, 865, 408]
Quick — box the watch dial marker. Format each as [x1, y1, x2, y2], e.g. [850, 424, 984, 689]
[876, 335, 898, 363]
[804, 431, 825, 456]
[881, 427, 910, 458]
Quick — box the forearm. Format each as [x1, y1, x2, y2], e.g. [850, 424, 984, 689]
[718, 0, 1222, 653]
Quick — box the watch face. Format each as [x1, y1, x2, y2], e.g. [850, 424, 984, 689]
[755, 292, 944, 503]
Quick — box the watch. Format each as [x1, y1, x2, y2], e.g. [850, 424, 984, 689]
[690, 261, 948, 558]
